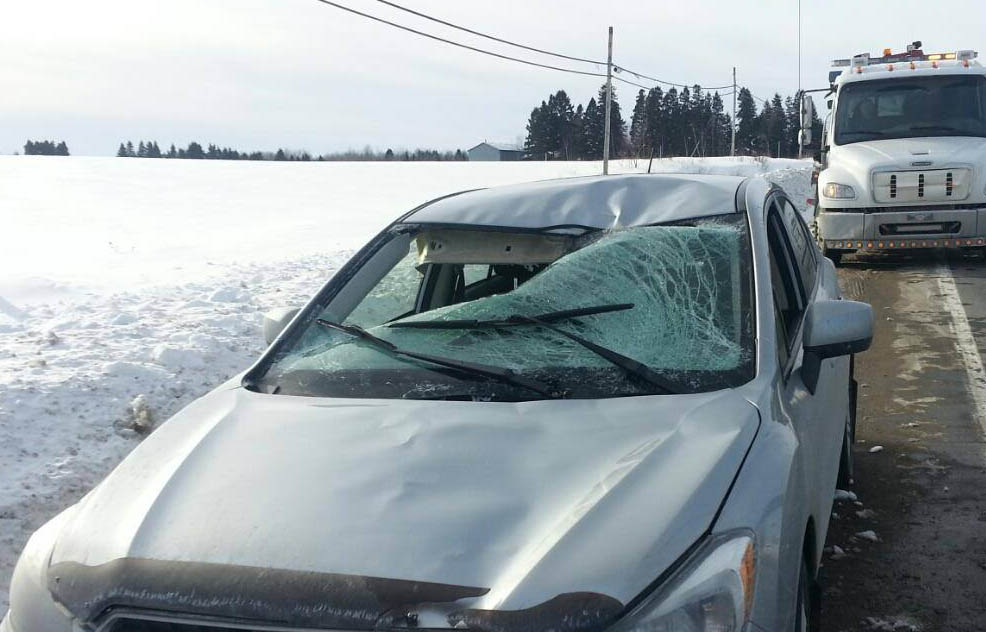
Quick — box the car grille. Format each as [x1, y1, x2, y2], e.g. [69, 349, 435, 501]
[873, 169, 972, 203]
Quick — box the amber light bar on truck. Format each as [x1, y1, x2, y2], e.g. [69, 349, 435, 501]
[832, 41, 978, 68]
[827, 239, 986, 250]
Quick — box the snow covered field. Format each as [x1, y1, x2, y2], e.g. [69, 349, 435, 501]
[0, 155, 810, 609]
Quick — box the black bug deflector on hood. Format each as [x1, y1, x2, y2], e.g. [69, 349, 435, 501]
[48, 558, 623, 632]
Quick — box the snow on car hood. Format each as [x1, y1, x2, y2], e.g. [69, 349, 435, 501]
[47, 386, 759, 629]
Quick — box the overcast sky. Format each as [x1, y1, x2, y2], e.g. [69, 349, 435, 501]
[2, 0, 984, 156]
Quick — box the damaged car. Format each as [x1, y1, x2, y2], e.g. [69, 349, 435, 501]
[3, 173, 873, 632]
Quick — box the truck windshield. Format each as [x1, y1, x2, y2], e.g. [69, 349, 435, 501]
[254, 216, 756, 401]
[835, 75, 986, 145]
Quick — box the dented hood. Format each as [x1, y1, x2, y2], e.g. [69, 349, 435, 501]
[48, 386, 759, 628]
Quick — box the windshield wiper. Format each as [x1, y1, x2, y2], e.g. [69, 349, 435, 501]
[388, 303, 634, 329]
[314, 319, 559, 398]
[507, 315, 681, 395]
[842, 129, 886, 137]
[908, 125, 960, 132]
[389, 306, 678, 395]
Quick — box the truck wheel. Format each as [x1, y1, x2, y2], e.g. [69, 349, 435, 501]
[825, 250, 843, 266]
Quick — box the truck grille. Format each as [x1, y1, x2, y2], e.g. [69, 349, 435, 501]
[873, 169, 971, 203]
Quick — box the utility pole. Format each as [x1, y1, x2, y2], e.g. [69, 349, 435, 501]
[603, 26, 613, 175]
[730, 67, 736, 157]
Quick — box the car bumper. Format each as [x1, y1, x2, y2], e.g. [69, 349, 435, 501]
[817, 206, 986, 252]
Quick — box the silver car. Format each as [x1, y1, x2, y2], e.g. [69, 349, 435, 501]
[3, 174, 872, 632]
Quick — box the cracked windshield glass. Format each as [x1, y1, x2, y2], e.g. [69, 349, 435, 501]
[259, 215, 755, 400]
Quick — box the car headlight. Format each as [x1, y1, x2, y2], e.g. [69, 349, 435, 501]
[6, 511, 75, 632]
[822, 183, 856, 199]
[609, 532, 756, 632]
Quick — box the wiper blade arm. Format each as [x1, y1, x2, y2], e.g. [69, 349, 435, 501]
[909, 125, 959, 132]
[388, 303, 634, 329]
[842, 129, 885, 136]
[314, 319, 559, 398]
[508, 315, 680, 395]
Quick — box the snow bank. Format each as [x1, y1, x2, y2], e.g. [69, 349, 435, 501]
[0, 156, 811, 609]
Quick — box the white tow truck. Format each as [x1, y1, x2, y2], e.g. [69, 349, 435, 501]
[802, 42, 986, 264]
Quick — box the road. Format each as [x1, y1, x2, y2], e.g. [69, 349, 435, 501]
[820, 251, 986, 632]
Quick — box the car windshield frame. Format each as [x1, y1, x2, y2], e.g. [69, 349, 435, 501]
[834, 74, 986, 145]
[248, 214, 758, 401]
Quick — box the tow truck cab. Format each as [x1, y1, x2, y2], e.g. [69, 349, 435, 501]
[808, 42, 986, 264]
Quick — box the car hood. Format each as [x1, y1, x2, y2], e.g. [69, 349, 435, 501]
[47, 387, 759, 630]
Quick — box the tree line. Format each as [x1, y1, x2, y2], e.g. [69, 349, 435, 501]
[24, 140, 70, 156]
[524, 84, 823, 160]
[116, 140, 469, 162]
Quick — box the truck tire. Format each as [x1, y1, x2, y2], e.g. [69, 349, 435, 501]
[824, 249, 843, 266]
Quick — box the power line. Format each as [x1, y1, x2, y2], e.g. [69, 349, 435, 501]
[374, 0, 606, 66]
[616, 66, 732, 91]
[371, 0, 731, 93]
[312, 0, 614, 79]
[313, 1, 733, 96]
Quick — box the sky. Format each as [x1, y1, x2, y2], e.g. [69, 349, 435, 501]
[2, 0, 984, 156]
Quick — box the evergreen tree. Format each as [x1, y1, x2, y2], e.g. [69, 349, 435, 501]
[571, 104, 586, 159]
[55, 141, 69, 156]
[767, 94, 786, 157]
[186, 142, 205, 159]
[548, 90, 576, 160]
[581, 98, 603, 159]
[125, 141, 135, 157]
[644, 87, 665, 157]
[735, 89, 758, 155]
[117, 143, 128, 157]
[384, 148, 394, 161]
[274, 148, 287, 161]
[524, 100, 552, 160]
[149, 141, 161, 158]
[661, 88, 681, 156]
[167, 144, 177, 158]
[629, 89, 648, 157]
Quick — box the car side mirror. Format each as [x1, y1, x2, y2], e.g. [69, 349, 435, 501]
[263, 307, 300, 345]
[801, 300, 873, 394]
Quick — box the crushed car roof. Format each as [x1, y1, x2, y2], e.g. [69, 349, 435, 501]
[404, 173, 746, 230]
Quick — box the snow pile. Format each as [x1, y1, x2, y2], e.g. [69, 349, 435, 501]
[0, 156, 811, 609]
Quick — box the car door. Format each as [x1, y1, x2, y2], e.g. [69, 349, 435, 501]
[766, 194, 847, 544]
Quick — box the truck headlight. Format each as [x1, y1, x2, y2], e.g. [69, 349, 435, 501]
[823, 183, 856, 199]
[5, 511, 75, 632]
[609, 532, 756, 632]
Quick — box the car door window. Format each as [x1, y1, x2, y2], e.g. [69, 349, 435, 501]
[779, 199, 817, 295]
[766, 208, 807, 369]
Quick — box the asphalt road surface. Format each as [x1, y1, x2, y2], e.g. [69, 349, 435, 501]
[819, 250, 986, 632]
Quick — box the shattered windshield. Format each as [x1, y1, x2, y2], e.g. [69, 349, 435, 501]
[256, 215, 755, 400]
[835, 75, 986, 144]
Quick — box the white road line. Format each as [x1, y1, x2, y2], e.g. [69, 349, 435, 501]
[936, 262, 986, 439]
